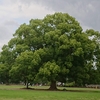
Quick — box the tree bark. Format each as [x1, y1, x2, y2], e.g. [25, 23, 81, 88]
[49, 81, 57, 90]
[26, 80, 29, 89]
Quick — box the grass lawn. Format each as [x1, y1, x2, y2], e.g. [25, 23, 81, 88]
[0, 85, 100, 100]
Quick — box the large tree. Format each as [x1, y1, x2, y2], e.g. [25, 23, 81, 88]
[35, 13, 97, 88]
[0, 12, 99, 90]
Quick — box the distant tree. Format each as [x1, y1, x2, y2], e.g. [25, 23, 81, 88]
[0, 45, 14, 84]
[85, 29, 100, 85]
[10, 51, 37, 88]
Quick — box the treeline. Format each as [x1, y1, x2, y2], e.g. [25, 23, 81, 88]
[0, 12, 100, 90]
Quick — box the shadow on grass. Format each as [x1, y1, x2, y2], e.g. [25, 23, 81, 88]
[20, 87, 100, 93]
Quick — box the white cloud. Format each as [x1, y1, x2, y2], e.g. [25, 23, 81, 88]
[0, 0, 54, 51]
[0, 0, 54, 19]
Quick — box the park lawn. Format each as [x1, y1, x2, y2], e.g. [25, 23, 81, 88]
[0, 85, 100, 100]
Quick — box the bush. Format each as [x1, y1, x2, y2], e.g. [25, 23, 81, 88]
[64, 81, 75, 87]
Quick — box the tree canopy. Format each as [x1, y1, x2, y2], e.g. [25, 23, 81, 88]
[0, 12, 100, 90]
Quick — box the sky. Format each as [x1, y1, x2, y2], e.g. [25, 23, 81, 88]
[0, 0, 100, 50]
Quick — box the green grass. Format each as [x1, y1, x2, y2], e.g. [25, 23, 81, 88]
[0, 85, 100, 100]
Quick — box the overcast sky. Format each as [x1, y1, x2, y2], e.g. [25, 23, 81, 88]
[0, 0, 100, 50]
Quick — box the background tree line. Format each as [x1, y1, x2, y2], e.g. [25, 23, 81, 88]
[0, 12, 100, 90]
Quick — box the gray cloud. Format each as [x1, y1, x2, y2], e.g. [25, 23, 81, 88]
[32, 0, 100, 31]
[8, 0, 100, 31]
[0, 19, 19, 50]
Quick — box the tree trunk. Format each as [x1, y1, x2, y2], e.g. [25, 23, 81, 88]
[49, 81, 57, 90]
[26, 80, 29, 89]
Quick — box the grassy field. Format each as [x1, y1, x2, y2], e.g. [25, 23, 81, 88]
[0, 85, 100, 100]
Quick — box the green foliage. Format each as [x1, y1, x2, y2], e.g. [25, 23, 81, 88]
[0, 12, 100, 89]
[37, 61, 60, 81]
[64, 81, 75, 87]
[10, 51, 35, 84]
